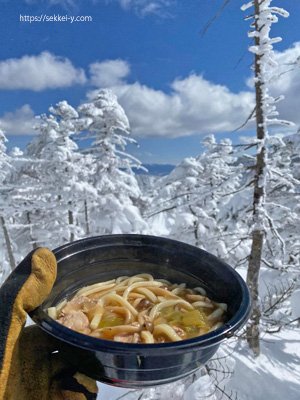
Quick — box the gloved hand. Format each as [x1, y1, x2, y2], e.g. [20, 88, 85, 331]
[0, 248, 98, 400]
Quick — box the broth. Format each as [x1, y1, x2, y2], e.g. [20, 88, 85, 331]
[47, 274, 227, 344]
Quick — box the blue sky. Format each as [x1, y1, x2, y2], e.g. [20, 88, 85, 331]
[0, 0, 300, 164]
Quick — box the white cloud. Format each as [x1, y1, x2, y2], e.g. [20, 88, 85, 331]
[269, 42, 300, 126]
[88, 66, 255, 138]
[87, 42, 300, 138]
[245, 42, 300, 128]
[0, 105, 36, 135]
[24, 0, 172, 16]
[89, 60, 130, 87]
[120, 76, 254, 137]
[3, 44, 298, 140]
[118, 0, 172, 16]
[0, 52, 86, 91]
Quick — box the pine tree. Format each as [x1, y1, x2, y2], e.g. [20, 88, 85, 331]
[77, 89, 147, 235]
[0, 129, 16, 274]
[263, 135, 300, 270]
[28, 101, 92, 245]
[9, 101, 92, 251]
[147, 135, 242, 258]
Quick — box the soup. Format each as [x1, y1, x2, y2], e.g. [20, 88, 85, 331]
[47, 274, 227, 344]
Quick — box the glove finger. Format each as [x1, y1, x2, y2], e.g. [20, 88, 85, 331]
[22, 248, 57, 312]
[0, 249, 57, 400]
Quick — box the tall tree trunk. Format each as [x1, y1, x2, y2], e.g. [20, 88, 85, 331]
[246, 0, 266, 357]
[26, 212, 38, 250]
[84, 199, 90, 236]
[0, 216, 16, 271]
[68, 207, 75, 242]
[246, 231, 263, 356]
[189, 205, 199, 247]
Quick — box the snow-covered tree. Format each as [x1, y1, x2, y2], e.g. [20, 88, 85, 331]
[77, 89, 148, 235]
[193, 136, 244, 258]
[46, 101, 96, 242]
[242, 0, 291, 355]
[263, 135, 300, 268]
[147, 155, 205, 237]
[0, 129, 16, 274]
[0, 129, 11, 183]
[8, 101, 95, 252]
[25, 101, 94, 246]
[148, 135, 242, 258]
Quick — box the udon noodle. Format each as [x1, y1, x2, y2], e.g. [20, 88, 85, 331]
[48, 274, 227, 344]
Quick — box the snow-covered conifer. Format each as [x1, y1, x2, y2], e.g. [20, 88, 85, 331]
[10, 101, 93, 250]
[148, 135, 242, 258]
[264, 135, 300, 269]
[0, 129, 16, 275]
[0, 129, 11, 183]
[29, 101, 94, 245]
[77, 89, 147, 234]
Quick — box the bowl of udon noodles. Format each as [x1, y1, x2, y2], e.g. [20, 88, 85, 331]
[30, 234, 251, 388]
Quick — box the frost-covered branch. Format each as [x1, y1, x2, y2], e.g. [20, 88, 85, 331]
[262, 278, 297, 317]
[243, 0, 290, 357]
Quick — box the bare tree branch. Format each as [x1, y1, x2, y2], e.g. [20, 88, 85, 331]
[200, 0, 231, 37]
[232, 106, 256, 132]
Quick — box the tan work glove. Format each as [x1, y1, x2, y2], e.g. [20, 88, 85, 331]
[0, 248, 98, 400]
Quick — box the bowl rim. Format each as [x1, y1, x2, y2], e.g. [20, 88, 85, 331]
[31, 234, 251, 353]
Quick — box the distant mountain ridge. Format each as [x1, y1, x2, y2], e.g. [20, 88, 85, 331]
[135, 163, 175, 176]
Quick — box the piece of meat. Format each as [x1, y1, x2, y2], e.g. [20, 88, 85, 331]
[60, 296, 96, 314]
[172, 325, 186, 338]
[58, 310, 90, 332]
[136, 299, 152, 311]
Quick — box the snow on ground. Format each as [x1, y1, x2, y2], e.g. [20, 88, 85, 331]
[97, 371, 216, 400]
[97, 327, 300, 399]
[228, 329, 300, 400]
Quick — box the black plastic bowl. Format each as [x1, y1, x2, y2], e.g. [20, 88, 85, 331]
[30, 234, 250, 388]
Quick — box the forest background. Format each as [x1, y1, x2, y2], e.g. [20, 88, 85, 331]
[0, 1, 300, 399]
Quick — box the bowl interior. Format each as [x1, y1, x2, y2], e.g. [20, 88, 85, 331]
[30, 235, 250, 386]
[36, 234, 250, 342]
